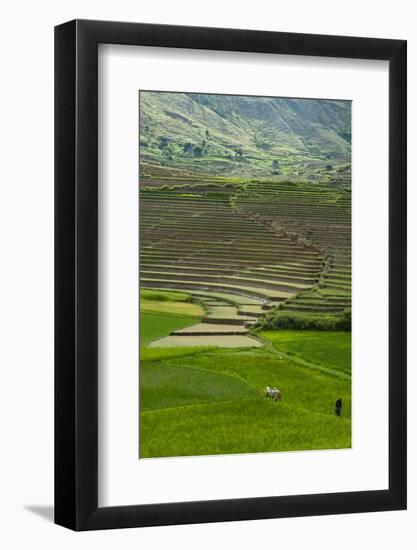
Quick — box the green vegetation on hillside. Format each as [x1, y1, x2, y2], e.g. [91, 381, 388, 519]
[140, 91, 351, 181]
[256, 308, 351, 331]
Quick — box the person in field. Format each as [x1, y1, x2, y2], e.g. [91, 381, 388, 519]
[264, 386, 281, 401]
[334, 398, 343, 416]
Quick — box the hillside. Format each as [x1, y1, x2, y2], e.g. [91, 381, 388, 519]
[139, 91, 351, 181]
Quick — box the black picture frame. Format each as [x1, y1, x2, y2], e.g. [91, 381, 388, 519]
[55, 19, 407, 531]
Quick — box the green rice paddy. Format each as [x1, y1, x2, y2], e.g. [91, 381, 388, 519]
[139, 295, 351, 458]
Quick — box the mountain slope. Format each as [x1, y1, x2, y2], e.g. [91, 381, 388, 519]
[139, 91, 351, 180]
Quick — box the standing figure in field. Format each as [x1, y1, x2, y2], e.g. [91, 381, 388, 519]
[334, 398, 343, 417]
[264, 386, 281, 402]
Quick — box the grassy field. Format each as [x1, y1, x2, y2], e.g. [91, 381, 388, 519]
[139, 295, 351, 458]
[261, 331, 351, 374]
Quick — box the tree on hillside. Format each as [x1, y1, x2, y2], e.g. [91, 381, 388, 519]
[158, 136, 169, 149]
[183, 142, 193, 154]
[205, 129, 210, 139]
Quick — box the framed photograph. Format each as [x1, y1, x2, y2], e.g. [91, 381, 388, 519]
[55, 19, 406, 530]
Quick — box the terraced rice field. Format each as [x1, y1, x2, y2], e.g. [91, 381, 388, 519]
[140, 176, 351, 344]
[235, 181, 351, 317]
[138, 92, 351, 458]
